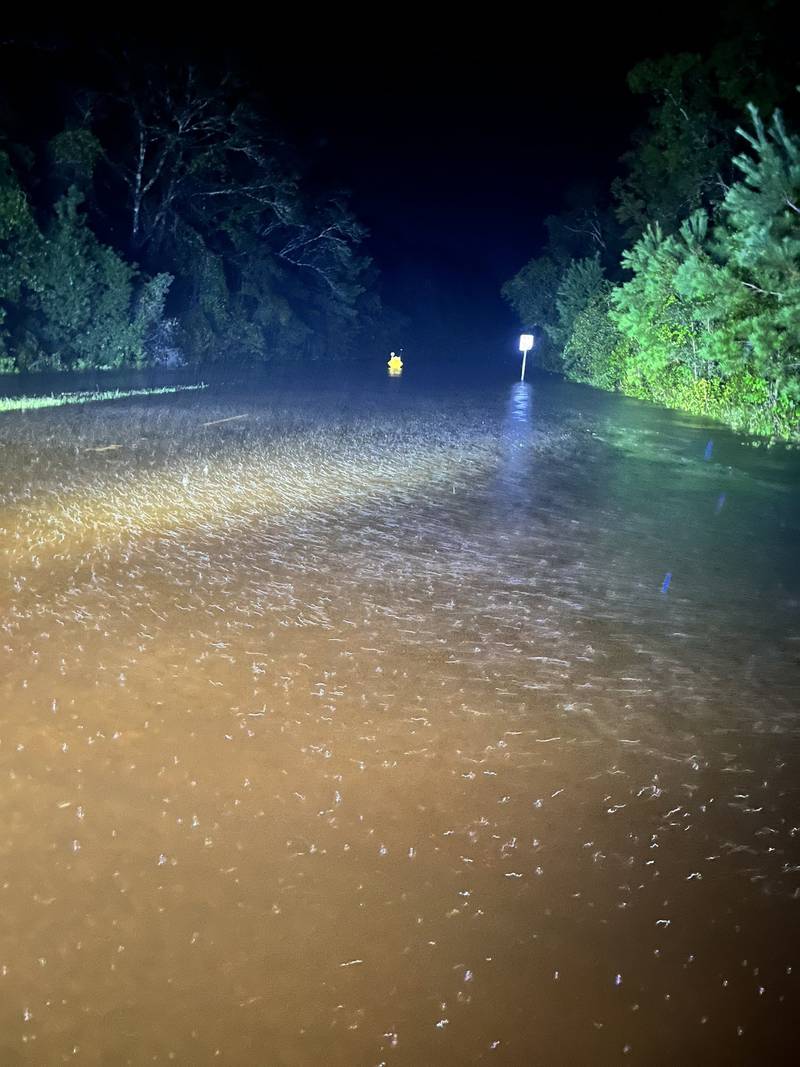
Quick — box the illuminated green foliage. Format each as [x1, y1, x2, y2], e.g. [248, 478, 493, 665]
[501, 255, 611, 371]
[503, 90, 800, 439]
[563, 294, 624, 389]
[610, 214, 715, 381]
[693, 106, 800, 395]
[0, 155, 172, 371]
[553, 256, 608, 348]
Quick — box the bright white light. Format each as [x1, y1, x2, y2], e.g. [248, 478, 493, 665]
[519, 334, 534, 353]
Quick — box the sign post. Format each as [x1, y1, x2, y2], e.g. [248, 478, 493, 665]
[519, 334, 534, 381]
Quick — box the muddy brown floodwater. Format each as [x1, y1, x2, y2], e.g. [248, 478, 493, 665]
[0, 368, 798, 1065]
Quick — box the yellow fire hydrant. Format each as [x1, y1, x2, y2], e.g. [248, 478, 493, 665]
[387, 351, 403, 373]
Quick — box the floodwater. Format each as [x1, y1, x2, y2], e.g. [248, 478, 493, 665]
[0, 366, 798, 1065]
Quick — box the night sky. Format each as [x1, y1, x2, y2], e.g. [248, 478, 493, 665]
[236, 8, 720, 351]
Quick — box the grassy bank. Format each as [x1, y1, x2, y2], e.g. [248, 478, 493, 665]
[611, 365, 798, 442]
[0, 383, 207, 414]
[564, 337, 799, 442]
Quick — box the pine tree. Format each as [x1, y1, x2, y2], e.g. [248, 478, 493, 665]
[673, 106, 800, 408]
[553, 256, 608, 348]
[610, 220, 714, 380]
[720, 106, 799, 397]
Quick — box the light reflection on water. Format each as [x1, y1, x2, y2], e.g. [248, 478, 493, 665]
[501, 382, 534, 484]
[508, 380, 533, 424]
[0, 370, 798, 1064]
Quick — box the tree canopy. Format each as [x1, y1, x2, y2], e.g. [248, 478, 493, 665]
[502, 10, 800, 439]
[0, 43, 378, 371]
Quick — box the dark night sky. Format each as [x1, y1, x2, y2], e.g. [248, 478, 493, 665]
[232, 8, 722, 350]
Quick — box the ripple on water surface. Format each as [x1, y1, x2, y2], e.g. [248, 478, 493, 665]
[0, 375, 798, 1064]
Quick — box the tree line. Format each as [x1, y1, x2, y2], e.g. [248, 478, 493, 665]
[502, 15, 799, 439]
[0, 39, 379, 373]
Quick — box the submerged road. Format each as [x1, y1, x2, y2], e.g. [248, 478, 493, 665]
[1, 367, 798, 1064]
